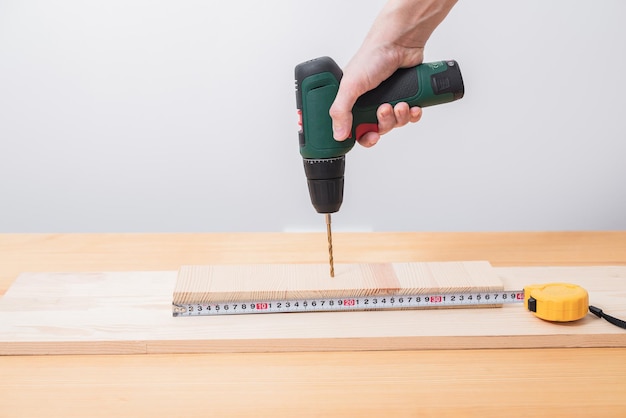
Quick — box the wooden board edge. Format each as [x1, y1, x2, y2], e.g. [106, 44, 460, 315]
[0, 341, 148, 356]
[2, 334, 624, 356]
[145, 334, 625, 353]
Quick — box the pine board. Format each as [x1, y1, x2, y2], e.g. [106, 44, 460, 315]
[1, 264, 625, 355]
[173, 261, 502, 304]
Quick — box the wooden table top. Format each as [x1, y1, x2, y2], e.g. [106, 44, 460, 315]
[1, 232, 625, 417]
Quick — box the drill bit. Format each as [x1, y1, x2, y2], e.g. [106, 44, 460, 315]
[325, 213, 334, 277]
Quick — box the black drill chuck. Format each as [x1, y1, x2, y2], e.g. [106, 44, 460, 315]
[303, 156, 345, 214]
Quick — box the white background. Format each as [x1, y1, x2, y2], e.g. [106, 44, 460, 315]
[1, 0, 625, 233]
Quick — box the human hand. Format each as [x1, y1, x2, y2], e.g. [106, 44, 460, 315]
[329, 0, 457, 147]
[329, 49, 424, 147]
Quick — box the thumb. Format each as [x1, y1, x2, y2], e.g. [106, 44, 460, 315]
[329, 78, 362, 141]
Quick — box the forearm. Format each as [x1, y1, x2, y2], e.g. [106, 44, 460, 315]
[364, 0, 458, 67]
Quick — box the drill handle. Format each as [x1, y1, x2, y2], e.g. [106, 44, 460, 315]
[352, 60, 464, 141]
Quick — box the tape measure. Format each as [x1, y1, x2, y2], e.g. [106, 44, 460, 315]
[524, 283, 589, 322]
[173, 282, 595, 323]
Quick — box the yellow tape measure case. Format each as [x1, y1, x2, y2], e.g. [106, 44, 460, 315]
[524, 283, 589, 322]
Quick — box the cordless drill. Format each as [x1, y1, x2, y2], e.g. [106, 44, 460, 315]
[295, 57, 465, 275]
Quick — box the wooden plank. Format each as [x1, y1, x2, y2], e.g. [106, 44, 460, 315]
[173, 261, 502, 304]
[3, 231, 626, 297]
[0, 265, 625, 355]
[2, 348, 625, 417]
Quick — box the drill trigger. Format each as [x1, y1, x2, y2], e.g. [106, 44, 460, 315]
[355, 123, 379, 142]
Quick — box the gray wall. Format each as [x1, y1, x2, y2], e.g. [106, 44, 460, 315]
[1, 0, 625, 233]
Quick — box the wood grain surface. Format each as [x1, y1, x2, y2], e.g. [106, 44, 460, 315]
[1, 264, 624, 355]
[2, 231, 625, 297]
[1, 232, 625, 417]
[173, 261, 501, 304]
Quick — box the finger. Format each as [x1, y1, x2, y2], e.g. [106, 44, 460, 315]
[358, 131, 381, 148]
[409, 106, 422, 123]
[376, 103, 396, 136]
[393, 102, 411, 127]
[329, 79, 362, 141]
[328, 87, 356, 141]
